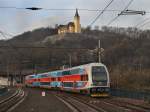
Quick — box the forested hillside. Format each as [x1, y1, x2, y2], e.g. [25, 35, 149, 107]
[0, 26, 150, 90]
[7, 27, 57, 45]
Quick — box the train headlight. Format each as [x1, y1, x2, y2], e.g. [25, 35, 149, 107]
[97, 88, 101, 92]
[97, 88, 104, 92]
[91, 88, 96, 92]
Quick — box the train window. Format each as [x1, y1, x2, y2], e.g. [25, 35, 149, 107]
[70, 68, 80, 74]
[92, 66, 107, 82]
[50, 82, 62, 87]
[57, 71, 62, 76]
[79, 69, 85, 74]
[63, 82, 73, 87]
[92, 66, 106, 72]
[50, 72, 57, 77]
[41, 74, 48, 78]
[62, 70, 71, 75]
[40, 82, 50, 85]
[70, 68, 85, 75]
[75, 82, 84, 87]
[29, 76, 35, 79]
[47, 72, 51, 76]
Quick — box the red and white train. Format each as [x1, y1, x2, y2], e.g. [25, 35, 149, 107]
[25, 63, 110, 97]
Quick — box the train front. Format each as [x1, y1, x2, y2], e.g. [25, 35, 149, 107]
[90, 65, 110, 97]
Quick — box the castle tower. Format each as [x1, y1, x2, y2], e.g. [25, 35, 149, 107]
[74, 9, 81, 33]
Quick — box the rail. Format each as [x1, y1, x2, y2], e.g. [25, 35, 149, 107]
[54, 91, 150, 112]
[0, 88, 25, 112]
[55, 93, 106, 112]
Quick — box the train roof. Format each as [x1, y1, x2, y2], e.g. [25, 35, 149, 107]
[63, 62, 105, 70]
[27, 63, 105, 77]
[26, 74, 36, 77]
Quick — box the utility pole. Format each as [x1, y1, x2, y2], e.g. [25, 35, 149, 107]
[34, 64, 37, 75]
[6, 61, 9, 86]
[69, 54, 72, 67]
[98, 40, 101, 63]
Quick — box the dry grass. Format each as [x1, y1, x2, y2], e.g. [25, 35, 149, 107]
[110, 66, 150, 91]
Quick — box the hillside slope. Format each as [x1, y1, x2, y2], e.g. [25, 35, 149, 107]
[0, 27, 150, 90]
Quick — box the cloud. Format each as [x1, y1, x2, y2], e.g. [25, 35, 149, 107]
[14, 11, 32, 30]
[27, 16, 60, 31]
[19, 15, 73, 32]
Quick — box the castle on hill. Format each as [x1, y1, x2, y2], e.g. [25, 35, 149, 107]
[57, 9, 81, 34]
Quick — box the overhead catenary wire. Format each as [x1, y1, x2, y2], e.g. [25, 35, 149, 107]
[89, 0, 114, 26]
[135, 17, 150, 27]
[0, 6, 112, 11]
[137, 20, 150, 28]
[0, 30, 14, 38]
[122, 0, 134, 12]
[0, 4, 150, 28]
[0, 6, 149, 16]
[107, 0, 134, 26]
[0, 6, 134, 12]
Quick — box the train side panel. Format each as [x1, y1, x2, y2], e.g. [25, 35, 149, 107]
[25, 63, 110, 97]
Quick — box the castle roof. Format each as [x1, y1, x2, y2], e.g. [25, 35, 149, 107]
[58, 22, 74, 29]
[57, 25, 67, 29]
[68, 22, 74, 26]
[75, 9, 79, 17]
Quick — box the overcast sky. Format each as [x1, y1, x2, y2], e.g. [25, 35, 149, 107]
[0, 0, 150, 39]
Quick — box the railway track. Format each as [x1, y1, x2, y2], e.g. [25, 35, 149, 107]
[65, 94, 130, 112]
[53, 91, 129, 112]
[79, 95, 150, 112]
[55, 93, 106, 112]
[54, 91, 150, 112]
[0, 88, 25, 112]
[103, 98, 150, 112]
[71, 96, 130, 112]
[75, 95, 150, 112]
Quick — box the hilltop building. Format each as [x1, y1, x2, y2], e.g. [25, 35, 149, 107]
[58, 9, 81, 34]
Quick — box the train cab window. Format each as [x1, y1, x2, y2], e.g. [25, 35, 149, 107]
[92, 66, 107, 82]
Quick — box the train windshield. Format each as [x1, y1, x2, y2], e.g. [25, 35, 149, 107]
[92, 66, 107, 82]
